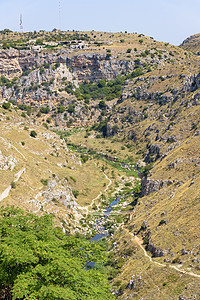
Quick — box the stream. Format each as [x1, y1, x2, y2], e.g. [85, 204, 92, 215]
[91, 196, 121, 242]
[86, 196, 122, 269]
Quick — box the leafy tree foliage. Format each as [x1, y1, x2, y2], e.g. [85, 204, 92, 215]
[0, 207, 113, 300]
[57, 106, 65, 114]
[75, 75, 125, 101]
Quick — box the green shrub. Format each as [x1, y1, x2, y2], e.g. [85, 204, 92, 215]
[2, 102, 10, 110]
[43, 123, 48, 129]
[57, 106, 65, 113]
[72, 190, 79, 198]
[21, 112, 26, 118]
[30, 130, 37, 138]
[80, 153, 89, 163]
[40, 179, 48, 186]
[11, 181, 16, 189]
[67, 105, 75, 114]
[40, 106, 50, 114]
[69, 176, 76, 183]
[106, 53, 111, 60]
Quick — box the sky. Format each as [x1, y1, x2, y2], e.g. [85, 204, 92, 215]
[0, 0, 200, 45]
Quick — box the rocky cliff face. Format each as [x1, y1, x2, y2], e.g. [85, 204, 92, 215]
[0, 150, 17, 171]
[66, 54, 133, 81]
[141, 178, 173, 196]
[0, 51, 22, 78]
[121, 72, 200, 106]
[0, 50, 133, 83]
[0, 49, 69, 71]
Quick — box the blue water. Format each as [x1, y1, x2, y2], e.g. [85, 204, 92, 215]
[91, 196, 121, 242]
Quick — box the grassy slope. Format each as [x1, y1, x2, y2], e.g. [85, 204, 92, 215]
[0, 107, 115, 220]
[181, 33, 200, 53]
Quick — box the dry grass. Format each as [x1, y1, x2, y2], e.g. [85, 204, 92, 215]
[111, 229, 200, 299]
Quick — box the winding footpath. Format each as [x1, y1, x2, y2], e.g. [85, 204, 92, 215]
[78, 171, 113, 215]
[126, 230, 200, 279]
[88, 172, 112, 209]
[0, 136, 27, 202]
[0, 167, 26, 202]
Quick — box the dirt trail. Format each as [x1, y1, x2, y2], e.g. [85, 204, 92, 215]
[0, 136, 27, 161]
[88, 172, 112, 208]
[0, 168, 26, 202]
[78, 171, 112, 215]
[126, 230, 200, 279]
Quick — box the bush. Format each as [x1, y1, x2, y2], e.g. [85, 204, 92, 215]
[75, 75, 125, 101]
[57, 106, 65, 113]
[2, 102, 10, 110]
[80, 153, 89, 163]
[43, 123, 48, 129]
[35, 38, 43, 45]
[40, 179, 48, 186]
[21, 112, 26, 118]
[40, 106, 50, 114]
[11, 181, 16, 189]
[67, 105, 75, 114]
[18, 104, 32, 116]
[106, 53, 111, 60]
[72, 190, 79, 198]
[30, 130, 37, 138]
[99, 100, 106, 110]
[69, 176, 76, 183]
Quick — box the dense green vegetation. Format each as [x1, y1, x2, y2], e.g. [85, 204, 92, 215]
[0, 207, 114, 300]
[75, 76, 126, 102]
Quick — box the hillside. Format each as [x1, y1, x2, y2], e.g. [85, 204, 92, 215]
[181, 33, 200, 54]
[0, 29, 199, 299]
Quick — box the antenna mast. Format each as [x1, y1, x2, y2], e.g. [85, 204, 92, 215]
[20, 14, 23, 33]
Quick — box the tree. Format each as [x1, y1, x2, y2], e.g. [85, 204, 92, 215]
[57, 106, 65, 113]
[99, 100, 106, 110]
[0, 207, 114, 300]
[30, 130, 37, 138]
[98, 79, 106, 88]
[35, 38, 43, 45]
[67, 105, 75, 114]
